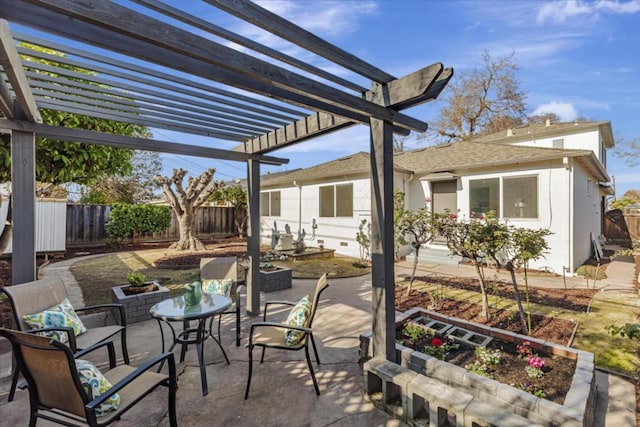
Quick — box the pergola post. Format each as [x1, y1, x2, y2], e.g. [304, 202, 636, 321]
[369, 117, 396, 361]
[246, 158, 261, 316]
[10, 129, 36, 284]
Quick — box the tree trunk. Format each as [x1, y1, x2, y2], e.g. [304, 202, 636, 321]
[171, 210, 204, 251]
[474, 263, 490, 321]
[406, 245, 420, 296]
[507, 263, 528, 334]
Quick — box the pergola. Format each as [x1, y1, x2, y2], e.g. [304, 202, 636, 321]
[0, 0, 452, 361]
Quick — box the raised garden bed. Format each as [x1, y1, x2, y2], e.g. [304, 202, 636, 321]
[275, 247, 335, 261]
[112, 282, 170, 324]
[360, 308, 596, 426]
[259, 266, 292, 292]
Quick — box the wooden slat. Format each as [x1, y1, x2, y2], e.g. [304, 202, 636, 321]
[0, 70, 14, 118]
[242, 67, 453, 154]
[0, 119, 289, 165]
[29, 79, 281, 131]
[0, 20, 40, 122]
[208, 0, 396, 83]
[133, 0, 367, 93]
[15, 1, 426, 132]
[35, 99, 252, 141]
[32, 90, 268, 136]
[246, 158, 261, 315]
[25, 69, 290, 128]
[16, 40, 302, 122]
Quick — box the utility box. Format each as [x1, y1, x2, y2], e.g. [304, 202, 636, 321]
[275, 233, 293, 250]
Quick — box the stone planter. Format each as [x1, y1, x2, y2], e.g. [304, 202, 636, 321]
[111, 283, 170, 324]
[360, 308, 596, 427]
[259, 267, 292, 292]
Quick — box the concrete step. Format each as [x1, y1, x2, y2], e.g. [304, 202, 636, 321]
[410, 246, 461, 267]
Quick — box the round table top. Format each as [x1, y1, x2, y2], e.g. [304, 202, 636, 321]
[149, 293, 232, 322]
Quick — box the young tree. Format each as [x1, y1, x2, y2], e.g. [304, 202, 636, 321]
[355, 218, 371, 264]
[440, 213, 510, 321]
[396, 209, 449, 295]
[154, 168, 223, 251]
[500, 228, 551, 334]
[431, 51, 526, 142]
[209, 184, 247, 238]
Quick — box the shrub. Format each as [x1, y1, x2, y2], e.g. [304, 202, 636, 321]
[576, 265, 607, 280]
[106, 203, 171, 243]
[126, 271, 146, 287]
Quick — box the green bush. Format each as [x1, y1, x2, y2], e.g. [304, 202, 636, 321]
[106, 203, 171, 243]
[576, 265, 607, 280]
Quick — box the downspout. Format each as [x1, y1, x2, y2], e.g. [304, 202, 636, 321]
[403, 173, 415, 208]
[564, 157, 574, 274]
[293, 180, 302, 238]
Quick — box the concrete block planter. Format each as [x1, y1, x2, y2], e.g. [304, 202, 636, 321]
[111, 283, 170, 324]
[360, 308, 596, 427]
[259, 267, 292, 292]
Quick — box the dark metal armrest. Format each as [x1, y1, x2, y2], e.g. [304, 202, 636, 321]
[75, 303, 127, 327]
[235, 284, 246, 307]
[263, 300, 295, 321]
[85, 352, 176, 411]
[75, 340, 116, 369]
[27, 326, 77, 352]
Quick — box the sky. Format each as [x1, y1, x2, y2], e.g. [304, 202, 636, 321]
[14, 0, 639, 196]
[147, 0, 640, 197]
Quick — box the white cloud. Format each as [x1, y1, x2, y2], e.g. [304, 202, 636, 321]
[532, 102, 578, 121]
[536, 0, 640, 24]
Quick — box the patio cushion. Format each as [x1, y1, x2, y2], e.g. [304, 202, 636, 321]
[201, 278, 233, 297]
[75, 359, 120, 417]
[23, 298, 87, 342]
[284, 295, 311, 346]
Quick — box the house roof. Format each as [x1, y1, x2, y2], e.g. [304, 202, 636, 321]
[262, 152, 375, 187]
[473, 121, 615, 148]
[262, 125, 612, 188]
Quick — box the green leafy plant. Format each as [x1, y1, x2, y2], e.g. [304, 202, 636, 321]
[106, 203, 171, 244]
[465, 361, 492, 378]
[606, 323, 640, 340]
[474, 346, 501, 365]
[519, 382, 546, 398]
[423, 336, 459, 360]
[355, 218, 371, 264]
[402, 324, 426, 341]
[126, 271, 146, 287]
[576, 265, 607, 280]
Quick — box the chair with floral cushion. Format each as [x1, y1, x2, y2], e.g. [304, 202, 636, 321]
[244, 273, 329, 399]
[0, 328, 176, 427]
[200, 256, 244, 346]
[1, 275, 129, 402]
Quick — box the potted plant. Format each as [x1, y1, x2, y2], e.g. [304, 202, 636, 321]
[112, 272, 169, 324]
[123, 272, 158, 295]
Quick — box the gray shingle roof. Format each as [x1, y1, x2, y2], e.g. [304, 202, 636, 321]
[261, 122, 612, 187]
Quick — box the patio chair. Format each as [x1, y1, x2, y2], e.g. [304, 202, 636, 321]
[0, 328, 176, 427]
[200, 257, 244, 346]
[2, 275, 129, 402]
[245, 273, 329, 399]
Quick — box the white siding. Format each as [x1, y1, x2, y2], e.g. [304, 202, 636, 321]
[572, 162, 602, 271]
[509, 128, 605, 164]
[0, 199, 67, 254]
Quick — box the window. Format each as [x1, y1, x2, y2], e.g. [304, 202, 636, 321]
[469, 178, 499, 216]
[503, 176, 538, 219]
[260, 191, 281, 216]
[552, 138, 564, 149]
[319, 183, 353, 217]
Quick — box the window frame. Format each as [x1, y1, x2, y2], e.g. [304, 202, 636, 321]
[260, 190, 281, 217]
[502, 175, 539, 219]
[319, 183, 353, 218]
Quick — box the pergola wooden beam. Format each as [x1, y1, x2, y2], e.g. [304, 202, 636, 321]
[0, 69, 13, 118]
[133, 0, 367, 93]
[243, 67, 454, 154]
[0, 118, 289, 165]
[209, 0, 396, 84]
[20, 0, 426, 132]
[0, 20, 40, 122]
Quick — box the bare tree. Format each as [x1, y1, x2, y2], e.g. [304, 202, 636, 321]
[614, 133, 640, 167]
[154, 168, 223, 251]
[432, 51, 526, 142]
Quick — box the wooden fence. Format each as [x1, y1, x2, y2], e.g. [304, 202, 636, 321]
[604, 208, 640, 244]
[66, 204, 244, 246]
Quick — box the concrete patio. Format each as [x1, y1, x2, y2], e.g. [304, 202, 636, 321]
[0, 254, 637, 426]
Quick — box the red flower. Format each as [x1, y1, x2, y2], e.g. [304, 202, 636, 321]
[449, 213, 457, 220]
[431, 337, 443, 347]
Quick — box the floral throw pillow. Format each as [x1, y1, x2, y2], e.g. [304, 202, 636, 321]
[201, 278, 233, 297]
[23, 298, 87, 343]
[75, 359, 120, 417]
[284, 295, 311, 346]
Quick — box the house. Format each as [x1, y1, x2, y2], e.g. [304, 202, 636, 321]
[260, 121, 614, 275]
